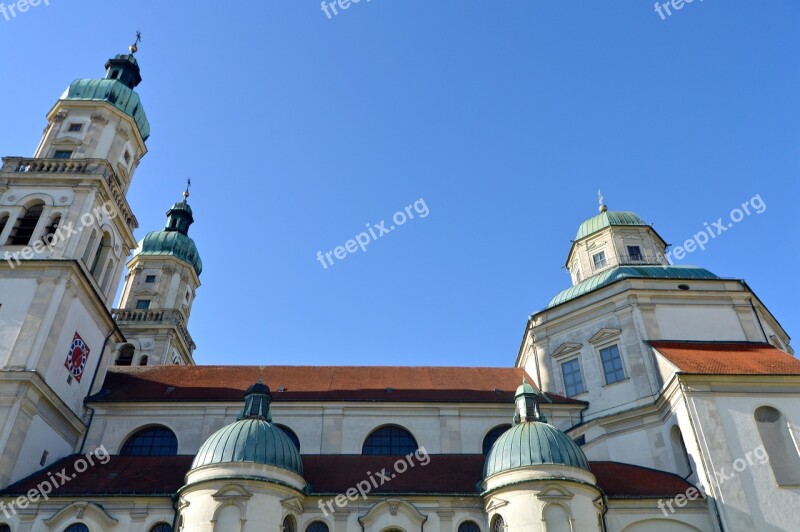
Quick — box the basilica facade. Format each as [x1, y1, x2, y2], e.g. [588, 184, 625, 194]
[0, 47, 798, 532]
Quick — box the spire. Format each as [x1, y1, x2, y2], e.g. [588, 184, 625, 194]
[164, 188, 195, 235]
[238, 371, 273, 421]
[513, 376, 547, 425]
[103, 34, 143, 90]
[598, 189, 608, 213]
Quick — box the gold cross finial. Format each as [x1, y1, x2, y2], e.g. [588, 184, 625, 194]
[183, 178, 191, 200]
[129, 31, 142, 54]
[598, 189, 608, 213]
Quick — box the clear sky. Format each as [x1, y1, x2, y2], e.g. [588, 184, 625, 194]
[1, 1, 797, 367]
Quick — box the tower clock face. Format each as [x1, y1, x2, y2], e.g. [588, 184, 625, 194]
[64, 332, 90, 382]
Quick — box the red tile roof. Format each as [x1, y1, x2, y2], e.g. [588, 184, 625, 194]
[1, 455, 694, 500]
[92, 365, 583, 404]
[649, 342, 800, 375]
[589, 462, 702, 498]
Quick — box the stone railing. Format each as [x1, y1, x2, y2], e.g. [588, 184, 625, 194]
[1, 157, 138, 231]
[112, 308, 196, 351]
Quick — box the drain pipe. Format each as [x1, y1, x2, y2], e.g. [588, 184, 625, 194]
[79, 323, 121, 454]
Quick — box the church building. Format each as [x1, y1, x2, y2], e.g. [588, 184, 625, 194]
[0, 45, 798, 532]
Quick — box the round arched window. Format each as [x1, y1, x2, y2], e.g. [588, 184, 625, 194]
[121, 426, 178, 456]
[305, 522, 329, 532]
[362, 425, 418, 455]
[482, 425, 511, 455]
[282, 515, 297, 532]
[276, 424, 301, 452]
[459, 521, 482, 532]
[491, 515, 505, 532]
[64, 525, 89, 532]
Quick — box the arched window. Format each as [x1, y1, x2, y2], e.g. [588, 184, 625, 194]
[276, 424, 301, 452]
[100, 258, 116, 293]
[282, 515, 297, 532]
[0, 213, 10, 240]
[362, 425, 418, 455]
[670, 425, 692, 477]
[0, 523, 10, 532]
[139, 355, 149, 366]
[305, 522, 329, 532]
[490, 515, 505, 532]
[543, 504, 571, 532]
[64, 525, 89, 532]
[116, 344, 135, 366]
[459, 521, 481, 532]
[42, 215, 61, 245]
[8, 202, 44, 245]
[82, 229, 98, 265]
[150, 524, 172, 532]
[90, 231, 112, 279]
[121, 426, 178, 456]
[754, 406, 800, 485]
[483, 425, 511, 455]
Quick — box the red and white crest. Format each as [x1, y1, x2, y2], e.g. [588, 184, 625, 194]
[64, 332, 90, 382]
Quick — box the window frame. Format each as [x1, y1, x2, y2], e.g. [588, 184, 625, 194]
[362, 425, 419, 456]
[598, 343, 627, 385]
[626, 245, 643, 262]
[592, 250, 607, 270]
[120, 426, 178, 456]
[67, 123, 83, 133]
[53, 150, 73, 159]
[136, 299, 151, 310]
[560, 357, 586, 397]
[145, 274, 156, 283]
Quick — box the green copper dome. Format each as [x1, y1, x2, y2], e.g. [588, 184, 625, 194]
[62, 55, 150, 140]
[138, 197, 202, 275]
[483, 421, 590, 478]
[575, 211, 648, 240]
[547, 265, 719, 308]
[191, 418, 303, 475]
[484, 378, 589, 479]
[191, 377, 304, 476]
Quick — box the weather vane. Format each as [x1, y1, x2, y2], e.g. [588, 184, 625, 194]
[598, 189, 607, 213]
[183, 178, 191, 199]
[129, 31, 142, 54]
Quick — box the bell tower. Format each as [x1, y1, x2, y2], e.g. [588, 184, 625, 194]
[0, 39, 149, 487]
[112, 185, 202, 367]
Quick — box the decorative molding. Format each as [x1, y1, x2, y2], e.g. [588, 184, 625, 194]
[588, 328, 622, 346]
[43, 502, 118, 528]
[91, 114, 109, 125]
[116, 126, 129, 140]
[280, 496, 304, 514]
[53, 113, 67, 123]
[359, 498, 427, 528]
[484, 496, 509, 513]
[551, 342, 582, 359]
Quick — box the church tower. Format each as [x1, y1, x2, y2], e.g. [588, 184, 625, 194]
[0, 40, 149, 486]
[112, 187, 202, 366]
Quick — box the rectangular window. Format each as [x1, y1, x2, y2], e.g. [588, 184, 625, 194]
[145, 275, 156, 283]
[600, 344, 626, 384]
[136, 300, 151, 310]
[592, 251, 607, 269]
[627, 245, 643, 262]
[53, 150, 72, 159]
[68, 123, 83, 132]
[561, 358, 586, 396]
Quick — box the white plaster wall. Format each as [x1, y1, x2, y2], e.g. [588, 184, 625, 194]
[654, 306, 746, 341]
[9, 414, 74, 483]
[43, 298, 108, 413]
[0, 279, 37, 365]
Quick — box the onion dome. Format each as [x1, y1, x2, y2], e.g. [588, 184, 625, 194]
[137, 193, 202, 275]
[61, 53, 150, 140]
[484, 378, 589, 478]
[191, 375, 303, 476]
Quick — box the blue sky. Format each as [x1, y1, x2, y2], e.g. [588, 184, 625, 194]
[1, 1, 797, 367]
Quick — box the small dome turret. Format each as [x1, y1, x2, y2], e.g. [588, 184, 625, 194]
[137, 192, 202, 275]
[191, 374, 303, 476]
